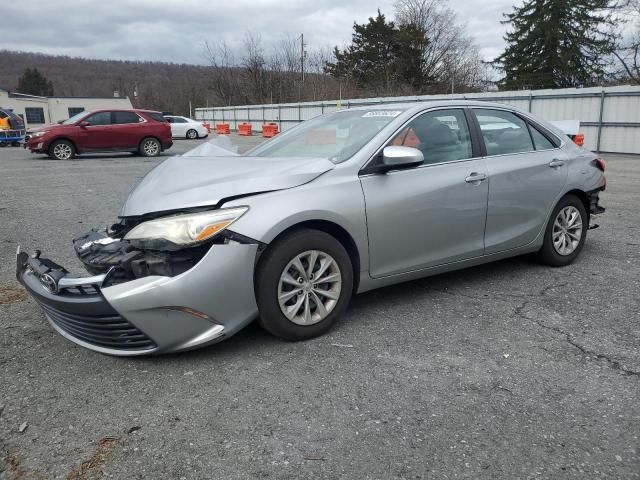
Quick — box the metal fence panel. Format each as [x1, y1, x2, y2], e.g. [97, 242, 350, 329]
[195, 86, 640, 154]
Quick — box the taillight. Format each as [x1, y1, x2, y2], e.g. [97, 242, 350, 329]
[573, 133, 585, 147]
[592, 158, 606, 172]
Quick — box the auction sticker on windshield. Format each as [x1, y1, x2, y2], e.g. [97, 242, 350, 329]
[362, 111, 402, 118]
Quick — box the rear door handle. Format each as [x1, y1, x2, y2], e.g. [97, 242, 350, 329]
[549, 159, 565, 168]
[465, 172, 488, 184]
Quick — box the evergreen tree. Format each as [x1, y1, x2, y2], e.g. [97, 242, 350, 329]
[325, 10, 428, 94]
[494, 0, 618, 90]
[17, 67, 54, 96]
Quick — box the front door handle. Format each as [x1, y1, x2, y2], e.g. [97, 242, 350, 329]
[549, 159, 565, 168]
[465, 172, 488, 184]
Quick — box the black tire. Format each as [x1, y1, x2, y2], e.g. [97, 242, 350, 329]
[256, 229, 353, 341]
[48, 139, 75, 160]
[186, 129, 198, 140]
[538, 194, 588, 267]
[139, 137, 161, 157]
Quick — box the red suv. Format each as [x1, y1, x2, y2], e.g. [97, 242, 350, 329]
[25, 109, 173, 160]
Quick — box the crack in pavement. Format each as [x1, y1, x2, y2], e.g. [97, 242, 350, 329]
[515, 299, 639, 378]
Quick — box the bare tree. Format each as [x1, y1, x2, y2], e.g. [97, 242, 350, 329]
[613, 0, 640, 83]
[306, 46, 336, 100]
[394, 0, 489, 92]
[240, 33, 269, 104]
[204, 40, 240, 106]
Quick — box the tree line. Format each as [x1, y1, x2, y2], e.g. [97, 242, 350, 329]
[0, 50, 217, 116]
[5, 0, 640, 114]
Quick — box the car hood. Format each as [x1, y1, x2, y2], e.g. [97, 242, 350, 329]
[120, 155, 334, 217]
[29, 123, 69, 133]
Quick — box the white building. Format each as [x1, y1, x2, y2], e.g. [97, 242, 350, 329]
[0, 87, 133, 128]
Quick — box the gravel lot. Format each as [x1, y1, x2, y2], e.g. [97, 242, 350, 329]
[0, 137, 638, 479]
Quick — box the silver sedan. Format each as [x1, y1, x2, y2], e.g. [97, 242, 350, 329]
[17, 101, 606, 355]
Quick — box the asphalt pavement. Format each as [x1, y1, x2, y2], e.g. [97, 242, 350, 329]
[0, 137, 638, 479]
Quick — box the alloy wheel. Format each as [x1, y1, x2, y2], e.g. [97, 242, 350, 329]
[187, 129, 197, 139]
[552, 206, 583, 256]
[143, 139, 159, 156]
[53, 143, 72, 160]
[277, 250, 342, 326]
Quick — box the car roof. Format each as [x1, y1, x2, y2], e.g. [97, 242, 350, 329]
[85, 108, 161, 114]
[345, 100, 519, 114]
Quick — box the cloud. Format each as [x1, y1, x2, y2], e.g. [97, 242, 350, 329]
[4, 0, 515, 64]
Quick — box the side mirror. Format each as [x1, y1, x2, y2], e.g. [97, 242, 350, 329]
[78, 121, 90, 127]
[378, 146, 424, 173]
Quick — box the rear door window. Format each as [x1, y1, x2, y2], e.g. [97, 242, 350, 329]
[388, 109, 473, 165]
[474, 109, 534, 156]
[113, 111, 142, 124]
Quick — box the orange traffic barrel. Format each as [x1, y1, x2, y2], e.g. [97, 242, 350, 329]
[216, 123, 230, 135]
[262, 123, 279, 138]
[238, 123, 253, 136]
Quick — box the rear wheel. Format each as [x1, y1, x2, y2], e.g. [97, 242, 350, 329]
[139, 137, 161, 157]
[186, 129, 198, 140]
[256, 230, 353, 341]
[49, 140, 75, 160]
[538, 194, 588, 267]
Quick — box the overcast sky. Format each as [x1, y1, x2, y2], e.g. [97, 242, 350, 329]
[4, 0, 516, 64]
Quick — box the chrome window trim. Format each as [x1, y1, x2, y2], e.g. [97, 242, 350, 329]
[359, 156, 476, 178]
[359, 106, 475, 176]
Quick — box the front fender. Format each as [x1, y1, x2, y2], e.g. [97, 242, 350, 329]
[224, 173, 369, 273]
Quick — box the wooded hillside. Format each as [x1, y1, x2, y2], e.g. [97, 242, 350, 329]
[0, 50, 216, 115]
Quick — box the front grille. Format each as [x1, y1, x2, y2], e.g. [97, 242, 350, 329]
[37, 301, 156, 351]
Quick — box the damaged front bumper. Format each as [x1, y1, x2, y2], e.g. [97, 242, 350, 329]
[16, 238, 260, 356]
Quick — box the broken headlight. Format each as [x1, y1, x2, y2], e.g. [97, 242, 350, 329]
[124, 207, 248, 249]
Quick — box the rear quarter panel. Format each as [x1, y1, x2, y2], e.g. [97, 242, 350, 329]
[563, 144, 606, 194]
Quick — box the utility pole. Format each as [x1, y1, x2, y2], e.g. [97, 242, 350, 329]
[450, 53, 455, 95]
[299, 33, 305, 101]
[300, 33, 305, 84]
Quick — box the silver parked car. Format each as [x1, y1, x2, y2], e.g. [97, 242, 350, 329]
[17, 101, 606, 356]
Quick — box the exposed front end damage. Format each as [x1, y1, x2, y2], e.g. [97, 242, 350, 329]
[73, 230, 215, 283]
[17, 219, 263, 356]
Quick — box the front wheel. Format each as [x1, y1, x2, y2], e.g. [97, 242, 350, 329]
[49, 140, 75, 160]
[139, 137, 161, 157]
[186, 129, 198, 140]
[538, 194, 588, 267]
[256, 230, 353, 341]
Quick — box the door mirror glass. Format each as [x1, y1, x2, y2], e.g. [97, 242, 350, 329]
[78, 121, 90, 127]
[380, 146, 424, 172]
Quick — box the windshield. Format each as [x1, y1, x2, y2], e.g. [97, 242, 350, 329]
[62, 111, 89, 125]
[249, 109, 405, 163]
